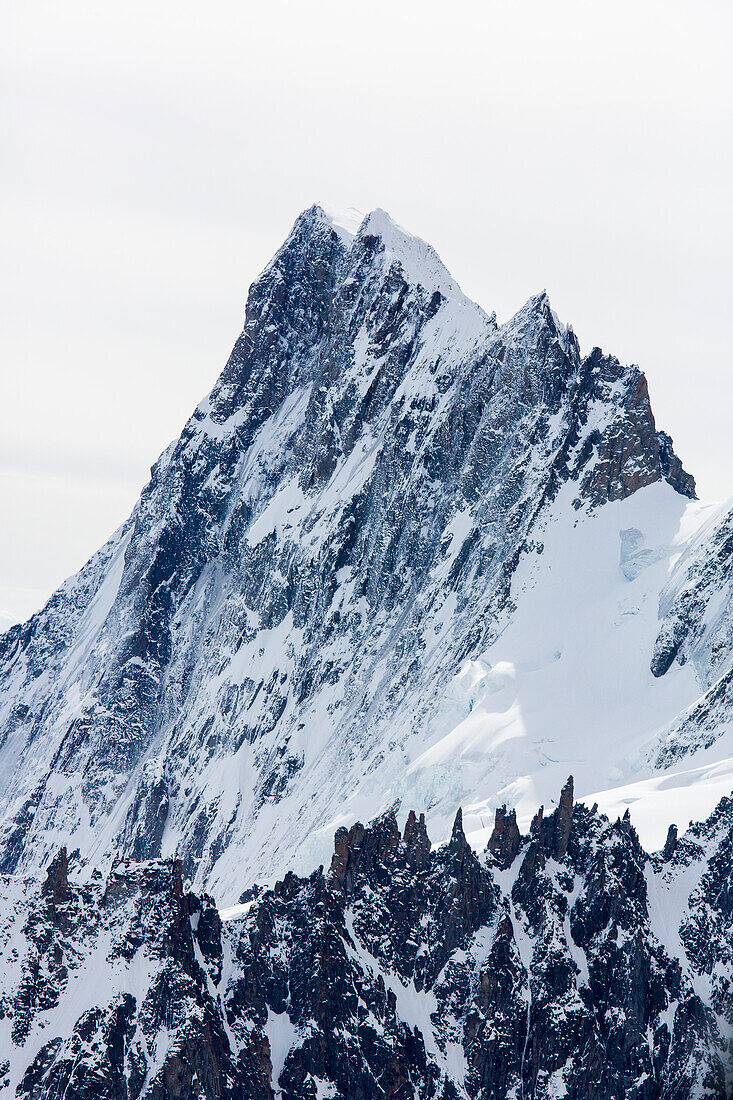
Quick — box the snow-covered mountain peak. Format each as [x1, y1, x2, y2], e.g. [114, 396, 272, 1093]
[268, 201, 350, 259]
[0, 204, 723, 906]
[279, 203, 485, 315]
[354, 207, 467, 300]
[496, 287, 579, 367]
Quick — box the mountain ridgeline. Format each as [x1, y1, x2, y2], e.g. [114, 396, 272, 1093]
[4, 783, 733, 1098]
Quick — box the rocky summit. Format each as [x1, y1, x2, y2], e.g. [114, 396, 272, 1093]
[3, 204, 733, 1095]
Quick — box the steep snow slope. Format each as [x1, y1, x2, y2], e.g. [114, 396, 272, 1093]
[0, 203, 728, 903]
[370, 483, 715, 849]
[310, 480, 733, 857]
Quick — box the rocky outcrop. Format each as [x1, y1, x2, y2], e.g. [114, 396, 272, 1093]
[403, 809, 432, 866]
[571, 349, 695, 506]
[662, 822, 678, 860]
[658, 430, 697, 499]
[551, 774, 574, 858]
[41, 846, 70, 907]
[487, 805, 521, 868]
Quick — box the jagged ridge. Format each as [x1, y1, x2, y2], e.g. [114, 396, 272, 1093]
[3, 780, 733, 1098]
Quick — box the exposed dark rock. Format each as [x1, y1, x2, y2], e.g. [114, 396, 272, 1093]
[658, 430, 697, 499]
[448, 806, 468, 858]
[551, 774, 574, 859]
[403, 809, 431, 866]
[487, 804, 521, 868]
[663, 823, 678, 861]
[41, 847, 70, 907]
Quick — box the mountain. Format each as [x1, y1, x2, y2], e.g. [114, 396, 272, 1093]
[4, 784, 733, 1098]
[1, 204, 731, 905]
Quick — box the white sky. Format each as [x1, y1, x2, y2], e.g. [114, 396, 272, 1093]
[2, 0, 732, 628]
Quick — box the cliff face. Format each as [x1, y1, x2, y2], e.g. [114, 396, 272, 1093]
[3, 785, 733, 1100]
[0, 205, 705, 897]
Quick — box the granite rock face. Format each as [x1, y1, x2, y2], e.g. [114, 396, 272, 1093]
[0, 205, 703, 896]
[2, 785, 733, 1099]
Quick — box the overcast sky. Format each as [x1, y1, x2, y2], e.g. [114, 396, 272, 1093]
[2, 0, 732, 628]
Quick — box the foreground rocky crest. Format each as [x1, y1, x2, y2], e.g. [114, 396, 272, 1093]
[3, 782, 733, 1099]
